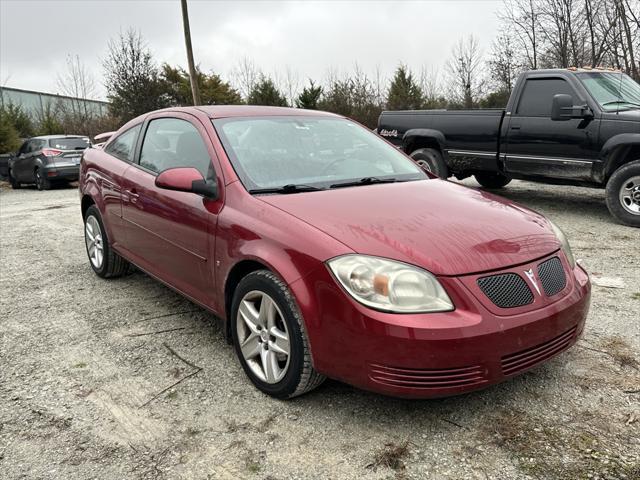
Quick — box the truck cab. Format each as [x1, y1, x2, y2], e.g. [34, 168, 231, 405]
[378, 69, 640, 227]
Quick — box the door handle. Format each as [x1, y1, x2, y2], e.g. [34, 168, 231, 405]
[510, 125, 521, 130]
[124, 189, 139, 204]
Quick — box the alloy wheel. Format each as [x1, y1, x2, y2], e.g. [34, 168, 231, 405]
[85, 215, 104, 268]
[236, 290, 291, 384]
[619, 175, 640, 215]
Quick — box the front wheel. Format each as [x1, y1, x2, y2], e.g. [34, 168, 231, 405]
[474, 172, 512, 189]
[605, 160, 640, 227]
[231, 270, 325, 399]
[84, 205, 131, 277]
[8, 169, 21, 189]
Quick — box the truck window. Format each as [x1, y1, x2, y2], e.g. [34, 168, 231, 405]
[516, 78, 573, 116]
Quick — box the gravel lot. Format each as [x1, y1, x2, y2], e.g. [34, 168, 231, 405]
[0, 179, 638, 480]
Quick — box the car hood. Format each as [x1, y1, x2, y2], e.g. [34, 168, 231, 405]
[259, 179, 560, 276]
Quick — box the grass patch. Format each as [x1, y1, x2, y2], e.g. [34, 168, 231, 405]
[165, 390, 178, 400]
[601, 336, 639, 369]
[242, 449, 263, 474]
[481, 409, 638, 479]
[631, 292, 640, 300]
[72, 362, 87, 368]
[367, 441, 410, 471]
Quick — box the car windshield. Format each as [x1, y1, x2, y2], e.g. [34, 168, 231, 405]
[49, 137, 91, 150]
[577, 72, 640, 111]
[212, 116, 426, 192]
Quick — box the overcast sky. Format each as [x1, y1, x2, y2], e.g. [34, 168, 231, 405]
[1, 0, 502, 100]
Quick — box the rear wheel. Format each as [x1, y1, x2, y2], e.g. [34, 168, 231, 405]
[410, 148, 449, 178]
[84, 205, 130, 277]
[231, 270, 325, 399]
[8, 169, 20, 189]
[35, 168, 51, 191]
[474, 172, 512, 189]
[606, 160, 640, 227]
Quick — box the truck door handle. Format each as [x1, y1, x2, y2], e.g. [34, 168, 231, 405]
[510, 125, 521, 130]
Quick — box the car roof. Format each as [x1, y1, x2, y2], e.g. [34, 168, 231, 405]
[153, 105, 342, 120]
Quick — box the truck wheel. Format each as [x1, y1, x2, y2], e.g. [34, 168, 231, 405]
[606, 160, 640, 228]
[410, 148, 449, 178]
[474, 172, 512, 189]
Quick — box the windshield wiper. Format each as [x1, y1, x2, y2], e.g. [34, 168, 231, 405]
[602, 100, 640, 108]
[249, 184, 324, 194]
[329, 177, 398, 189]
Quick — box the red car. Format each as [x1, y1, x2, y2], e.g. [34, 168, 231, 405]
[79, 106, 591, 399]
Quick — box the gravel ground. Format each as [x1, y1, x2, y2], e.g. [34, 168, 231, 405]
[0, 179, 638, 480]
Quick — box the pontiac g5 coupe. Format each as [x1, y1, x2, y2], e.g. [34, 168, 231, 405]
[79, 106, 591, 399]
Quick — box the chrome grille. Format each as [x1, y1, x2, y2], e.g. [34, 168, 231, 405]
[537, 257, 566, 297]
[477, 273, 534, 308]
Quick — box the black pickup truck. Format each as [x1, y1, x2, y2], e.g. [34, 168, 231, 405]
[378, 68, 640, 227]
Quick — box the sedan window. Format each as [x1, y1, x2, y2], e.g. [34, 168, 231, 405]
[139, 118, 213, 178]
[213, 116, 426, 191]
[104, 124, 142, 162]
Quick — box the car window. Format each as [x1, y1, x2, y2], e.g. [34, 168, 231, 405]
[516, 78, 574, 116]
[49, 137, 90, 150]
[104, 124, 142, 162]
[213, 116, 425, 190]
[18, 141, 30, 155]
[139, 118, 212, 178]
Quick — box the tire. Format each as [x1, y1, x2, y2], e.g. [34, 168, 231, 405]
[35, 168, 51, 191]
[231, 270, 325, 399]
[84, 205, 131, 278]
[474, 172, 512, 189]
[605, 160, 640, 228]
[8, 169, 21, 189]
[410, 148, 449, 178]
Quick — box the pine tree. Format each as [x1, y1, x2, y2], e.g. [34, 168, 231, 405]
[247, 76, 288, 106]
[296, 80, 323, 109]
[386, 65, 424, 110]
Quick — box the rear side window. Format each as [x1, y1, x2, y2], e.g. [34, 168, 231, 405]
[49, 137, 90, 150]
[139, 118, 213, 178]
[104, 124, 142, 162]
[516, 78, 574, 116]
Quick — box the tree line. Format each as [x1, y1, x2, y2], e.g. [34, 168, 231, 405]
[1, 0, 637, 153]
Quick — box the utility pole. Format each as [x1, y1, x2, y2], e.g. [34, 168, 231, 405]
[181, 0, 201, 105]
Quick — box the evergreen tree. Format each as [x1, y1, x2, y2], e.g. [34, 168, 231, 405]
[386, 65, 424, 110]
[161, 65, 242, 106]
[247, 76, 288, 106]
[0, 110, 22, 153]
[296, 80, 323, 109]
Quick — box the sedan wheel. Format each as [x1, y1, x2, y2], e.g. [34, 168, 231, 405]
[231, 270, 325, 398]
[85, 215, 104, 269]
[236, 291, 291, 384]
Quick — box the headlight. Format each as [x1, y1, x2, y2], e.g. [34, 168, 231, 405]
[549, 220, 576, 269]
[327, 255, 454, 313]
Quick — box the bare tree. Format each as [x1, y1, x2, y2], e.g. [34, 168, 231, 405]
[56, 55, 98, 133]
[231, 57, 260, 101]
[500, 0, 541, 69]
[446, 35, 485, 108]
[283, 66, 300, 107]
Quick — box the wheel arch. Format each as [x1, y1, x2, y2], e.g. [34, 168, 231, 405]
[600, 133, 640, 183]
[402, 129, 446, 155]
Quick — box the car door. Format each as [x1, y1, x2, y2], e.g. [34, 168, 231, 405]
[13, 140, 32, 181]
[120, 113, 223, 305]
[503, 75, 601, 181]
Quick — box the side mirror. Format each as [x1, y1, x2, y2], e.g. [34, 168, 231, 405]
[551, 94, 593, 121]
[155, 167, 218, 199]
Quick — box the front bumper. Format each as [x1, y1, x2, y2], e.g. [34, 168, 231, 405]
[292, 252, 591, 398]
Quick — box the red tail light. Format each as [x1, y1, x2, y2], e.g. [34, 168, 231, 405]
[42, 148, 63, 157]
